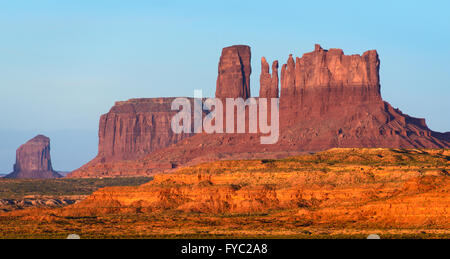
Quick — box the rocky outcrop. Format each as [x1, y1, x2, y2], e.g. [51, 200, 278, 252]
[5, 135, 61, 179]
[281, 44, 380, 98]
[72, 45, 253, 172]
[96, 98, 196, 162]
[68, 98, 204, 177]
[68, 44, 450, 178]
[259, 58, 279, 98]
[215, 45, 251, 99]
[275, 45, 448, 150]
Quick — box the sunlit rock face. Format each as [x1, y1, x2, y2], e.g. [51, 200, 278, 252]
[68, 44, 450, 178]
[215, 45, 252, 99]
[259, 57, 279, 98]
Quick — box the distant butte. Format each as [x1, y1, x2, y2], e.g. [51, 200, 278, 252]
[5, 135, 62, 179]
[68, 44, 450, 178]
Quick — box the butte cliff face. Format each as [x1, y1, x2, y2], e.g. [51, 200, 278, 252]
[96, 98, 194, 163]
[281, 44, 379, 96]
[5, 135, 62, 179]
[275, 45, 447, 150]
[215, 45, 251, 99]
[68, 44, 450, 178]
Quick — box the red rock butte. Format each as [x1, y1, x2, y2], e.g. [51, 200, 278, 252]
[216, 45, 252, 99]
[68, 44, 450, 178]
[5, 135, 62, 179]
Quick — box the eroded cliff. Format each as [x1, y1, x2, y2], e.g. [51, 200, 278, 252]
[68, 44, 450, 178]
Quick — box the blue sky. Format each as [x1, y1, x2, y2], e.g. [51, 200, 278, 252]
[0, 0, 449, 172]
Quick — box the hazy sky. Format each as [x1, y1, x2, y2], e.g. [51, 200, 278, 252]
[0, 0, 449, 172]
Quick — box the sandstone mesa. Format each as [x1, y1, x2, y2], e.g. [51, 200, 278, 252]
[68, 44, 450, 178]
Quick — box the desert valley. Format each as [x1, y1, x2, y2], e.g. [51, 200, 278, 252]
[0, 44, 449, 239]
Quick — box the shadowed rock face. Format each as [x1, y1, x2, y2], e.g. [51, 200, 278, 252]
[215, 45, 251, 99]
[5, 135, 61, 179]
[68, 44, 450, 178]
